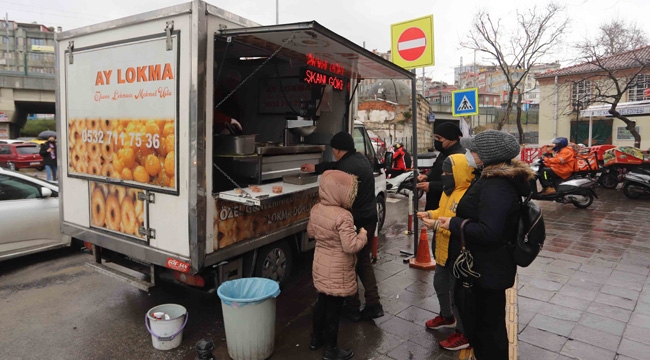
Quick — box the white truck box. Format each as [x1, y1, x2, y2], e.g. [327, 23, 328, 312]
[56, 0, 413, 291]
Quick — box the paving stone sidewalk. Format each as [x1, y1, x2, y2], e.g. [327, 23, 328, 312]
[516, 189, 650, 360]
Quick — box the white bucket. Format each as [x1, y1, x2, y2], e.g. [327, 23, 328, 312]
[145, 304, 188, 350]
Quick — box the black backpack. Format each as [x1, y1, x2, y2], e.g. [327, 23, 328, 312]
[510, 193, 546, 267]
[404, 151, 412, 169]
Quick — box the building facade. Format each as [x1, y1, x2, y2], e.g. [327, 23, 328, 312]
[536, 46, 650, 148]
[1, 20, 56, 74]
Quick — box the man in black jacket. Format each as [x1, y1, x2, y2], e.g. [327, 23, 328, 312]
[301, 131, 383, 321]
[417, 123, 464, 210]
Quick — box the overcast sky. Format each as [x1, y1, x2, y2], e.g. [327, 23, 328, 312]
[5, 0, 650, 83]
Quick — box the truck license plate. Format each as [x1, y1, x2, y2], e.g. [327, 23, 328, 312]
[30, 162, 40, 165]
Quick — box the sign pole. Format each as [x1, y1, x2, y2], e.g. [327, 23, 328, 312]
[411, 70, 419, 255]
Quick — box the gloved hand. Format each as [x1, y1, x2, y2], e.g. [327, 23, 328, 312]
[230, 118, 242, 131]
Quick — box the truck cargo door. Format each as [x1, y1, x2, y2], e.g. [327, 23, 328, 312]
[61, 14, 192, 258]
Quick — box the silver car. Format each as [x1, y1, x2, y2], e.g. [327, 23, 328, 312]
[0, 168, 72, 261]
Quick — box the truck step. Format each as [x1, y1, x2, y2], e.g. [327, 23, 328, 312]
[85, 262, 154, 292]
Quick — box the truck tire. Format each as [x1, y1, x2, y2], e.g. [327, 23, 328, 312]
[255, 241, 292, 288]
[376, 194, 386, 233]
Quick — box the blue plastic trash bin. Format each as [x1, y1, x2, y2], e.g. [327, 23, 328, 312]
[217, 277, 281, 360]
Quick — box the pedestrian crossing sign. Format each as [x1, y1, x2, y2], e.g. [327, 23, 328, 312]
[452, 88, 479, 117]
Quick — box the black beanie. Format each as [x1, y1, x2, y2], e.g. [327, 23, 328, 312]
[434, 123, 462, 141]
[330, 131, 355, 151]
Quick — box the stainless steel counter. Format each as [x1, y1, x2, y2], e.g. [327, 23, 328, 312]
[218, 144, 324, 184]
[255, 145, 325, 156]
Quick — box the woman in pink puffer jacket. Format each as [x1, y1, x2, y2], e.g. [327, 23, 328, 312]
[307, 170, 367, 360]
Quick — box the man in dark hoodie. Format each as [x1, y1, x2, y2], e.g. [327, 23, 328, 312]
[417, 123, 464, 211]
[301, 131, 383, 322]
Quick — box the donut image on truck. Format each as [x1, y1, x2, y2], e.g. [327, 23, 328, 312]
[56, 0, 413, 291]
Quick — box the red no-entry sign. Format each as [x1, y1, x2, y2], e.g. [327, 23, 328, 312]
[391, 15, 434, 69]
[397, 27, 427, 61]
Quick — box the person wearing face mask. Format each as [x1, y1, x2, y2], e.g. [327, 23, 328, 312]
[39, 136, 58, 181]
[416, 153, 475, 351]
[437, 130, 533, 360]
[417, 123, 465, 211]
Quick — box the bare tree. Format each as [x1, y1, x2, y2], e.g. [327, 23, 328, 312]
[463, 3, 568, 143]
[574, 24, 650, 148]
[594, 19, 649, 56]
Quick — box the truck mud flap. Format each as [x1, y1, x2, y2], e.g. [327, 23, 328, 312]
[85, 262, 155, 292]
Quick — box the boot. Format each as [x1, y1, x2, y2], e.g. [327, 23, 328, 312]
[360, 303, 384, 320]
[323, 346, 354, 360]
[310, 333, 323, 351]
[541, 187, 556, 195]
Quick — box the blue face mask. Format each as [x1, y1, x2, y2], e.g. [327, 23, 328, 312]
[465, 150, 478, 169]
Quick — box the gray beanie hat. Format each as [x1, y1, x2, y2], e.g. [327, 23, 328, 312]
[460, 130, 520, 165]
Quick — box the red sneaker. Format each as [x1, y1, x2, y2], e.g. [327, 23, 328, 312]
[425, 315, 456, 329]
[439, 332, 470, 351]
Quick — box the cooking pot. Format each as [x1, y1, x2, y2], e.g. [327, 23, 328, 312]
[214, 134, 257, 155]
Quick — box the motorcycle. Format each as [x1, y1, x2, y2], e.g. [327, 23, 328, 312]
[386, 169, 424, 199]
[622, 167, 650, 199]
[530, 159, 598, 208]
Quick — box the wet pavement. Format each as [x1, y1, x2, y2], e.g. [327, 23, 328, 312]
[1, 180, 649, 359]
[516, 188, 650, 360]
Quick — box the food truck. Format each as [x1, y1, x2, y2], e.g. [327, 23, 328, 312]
[56, 0, 415, 291]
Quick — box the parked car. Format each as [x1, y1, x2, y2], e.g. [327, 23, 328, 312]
[367, 130, 387, 159]
[0, 139, 26, 144]
[0, 167, 73, 261]
[0, 143, 44, 171]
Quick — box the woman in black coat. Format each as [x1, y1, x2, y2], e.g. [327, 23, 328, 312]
[438, 130, 534, 360]
[39, 136, 58, 181]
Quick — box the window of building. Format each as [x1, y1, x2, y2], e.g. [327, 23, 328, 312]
[571, 80, 591, 107]
[628, 74, 650, 102]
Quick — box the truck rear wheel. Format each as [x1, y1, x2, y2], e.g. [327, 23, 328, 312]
[255, 241, 292, 288]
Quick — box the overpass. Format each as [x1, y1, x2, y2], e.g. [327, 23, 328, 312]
[0, 71, 55, 138]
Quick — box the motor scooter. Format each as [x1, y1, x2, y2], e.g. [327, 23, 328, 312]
[530, 159, 598, 208]
[386, 169, 424, 199]
[622, 167, 650, 199]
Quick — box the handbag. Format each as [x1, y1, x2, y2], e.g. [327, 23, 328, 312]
[452, 218, 480, 346]
[452, 219, 481, 283]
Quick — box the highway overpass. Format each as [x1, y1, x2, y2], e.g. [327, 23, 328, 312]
[0, 71, 55, 138]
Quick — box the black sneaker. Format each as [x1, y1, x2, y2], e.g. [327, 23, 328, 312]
[310, 334, 323, 351]
[323, 346, 354, 360]
[341, 306, 361, 322]
[360, 303, 384, 320]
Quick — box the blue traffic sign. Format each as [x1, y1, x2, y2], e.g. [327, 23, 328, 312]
[452, 88, 479, 117]
[427, 113, 435, 123]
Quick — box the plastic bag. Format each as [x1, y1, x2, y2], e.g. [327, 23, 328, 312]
[217, 277, 281, 308]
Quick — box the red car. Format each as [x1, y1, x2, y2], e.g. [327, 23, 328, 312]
[0, 143, 44, 171]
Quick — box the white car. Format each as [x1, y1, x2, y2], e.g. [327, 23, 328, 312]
[0, 168, 72, 261]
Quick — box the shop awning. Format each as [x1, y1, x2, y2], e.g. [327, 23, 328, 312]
[581, 101, 650, 117]
[218, 21, 414, 81]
